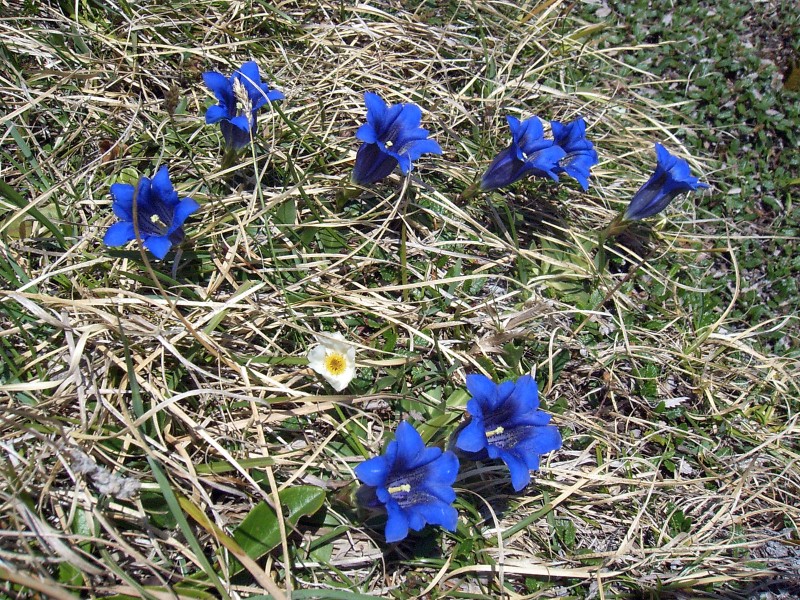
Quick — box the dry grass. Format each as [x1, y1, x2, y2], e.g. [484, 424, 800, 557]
[1, 0, 798, 598]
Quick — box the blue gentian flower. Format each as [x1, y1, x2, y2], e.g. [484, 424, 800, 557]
[480, 115, 566, 191]
[455, 374, 561, 492]
[354, 421, 459, 543]
[203, 61, 284, 150]
[351, 92, 442, 185]
[551, 117, 598, 191]
[104, 166, 200, 260]
[624, 143, 709, 221]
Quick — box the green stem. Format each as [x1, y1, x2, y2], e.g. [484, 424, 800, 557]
[459, 180, 481, 201]
[221, 147, 240, 171]
[336, 178, 362, 211]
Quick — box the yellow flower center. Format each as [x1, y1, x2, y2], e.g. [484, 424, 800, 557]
[150, 213, 166, 227]
[324, 352, 347, 376]
[486, 425, 505, 439]
[384, 140, 393, 148]
[387, 483, 411, 495]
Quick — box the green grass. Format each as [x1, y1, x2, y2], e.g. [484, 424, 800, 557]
[1, 0, 798, 598]
[580, 0, 800, 356]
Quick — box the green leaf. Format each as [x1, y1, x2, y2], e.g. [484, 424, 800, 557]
[417, 411, 462, 444]
[318, 227, 347, 252]
[58, 562, 84, 586]
[274, 198, 296, 225]
[233, 485, 325, 564]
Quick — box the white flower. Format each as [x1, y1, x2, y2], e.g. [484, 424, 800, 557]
[306, 332, 356, 392]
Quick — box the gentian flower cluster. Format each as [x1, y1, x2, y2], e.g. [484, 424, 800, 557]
[480, 115, 597, 191]
[353, 373, 561, 542]
[355, 421, 459, 543]
[103, 65, 707, 260]
[623, 143, 709, 221]
[351, 92, 442, 185]
[104, 166, 199, 260]
[202, 61, 284, 151]
[455, 374, 561, 492]
[99, 61, 710, 549]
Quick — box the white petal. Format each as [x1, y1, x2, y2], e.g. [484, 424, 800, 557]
[325, 363, 356, 391]
[307, 345, 327, 374]
[313, 331, 344, 346]
[314, 331, 354, 355]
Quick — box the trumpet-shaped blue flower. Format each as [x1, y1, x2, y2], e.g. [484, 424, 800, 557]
[551, 117, 598, 191]
[624, 143, 709, 221]
[480, 115, 566, 191]
[354, 421, 459, 543]
[104, 166, 199, 260]
[203, 61, 284, 150]
[456, 374, 561, 492]
[351, 92, 442, 185]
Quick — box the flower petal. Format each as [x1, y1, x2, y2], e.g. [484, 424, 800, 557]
[655, 143, 676, 169]
[391, 150, 412, 175]
[143, 234, 172, 259]
[480, 146, 526, 190]
[134, 176, 152, 212]
[237, 61, 263, 93]
[384, 501, 410, 543]
[103, 221, 135, 247]
[230, 115, 252, 133]
[354, 455, 390, 487]
[169, 197, 200, 232]
[505, 115, 523, 140]
[500, 450, 532, 492]
[514, 116, 546, 155]
[395, 138, 442, 172]
[503, 374, 539, 413]
[411, 500, 458, 532]
[324, 366, 355, 392]
[203, 71, 234, 107]
[262, 86, 284, 102]
[220, 121, 251, 150]
[524, 145, 566, 179]
[110, 183, 135, 221]
[455, 418, 488, 453]
[465, 374, 496, 403]
[352, 142, 398, 185]
[306, 345, 327, 372]
[387, 104, 423, 140]
[151, 166, 178, 206]
[516, 425, 562, 461]
[425, 483, 458, 508]
[495, 380, 515, 403]
[560, 150, 598, 190]
[364, 92, 389, 131]
[356, 122, 379, 144]
[205, 104, 231, 125]
[393, 422, 428, 470]
[425, 450, 459, 488]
